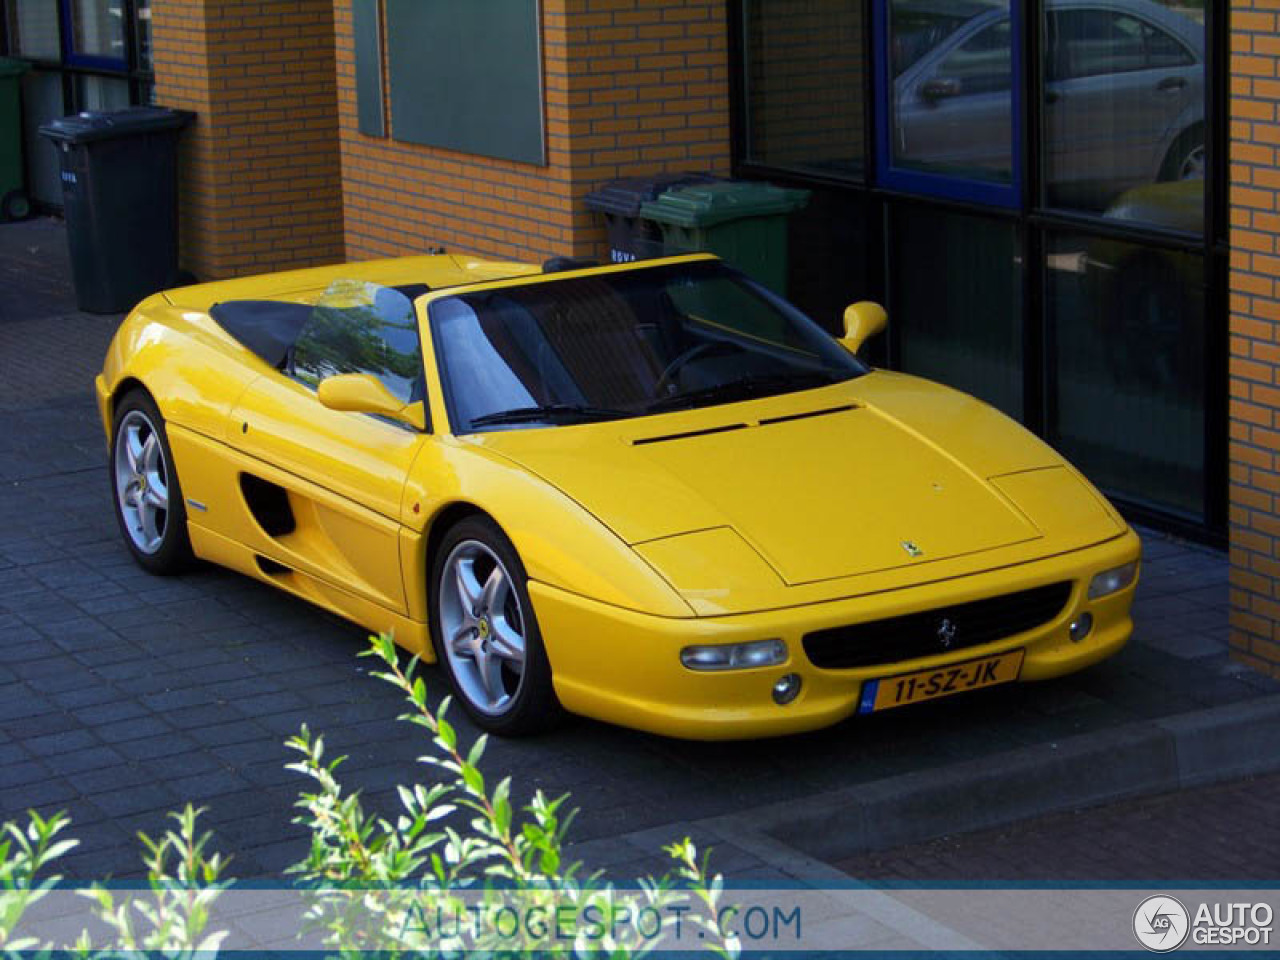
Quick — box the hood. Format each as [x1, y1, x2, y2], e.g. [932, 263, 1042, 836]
[473, 375, 1122, 606]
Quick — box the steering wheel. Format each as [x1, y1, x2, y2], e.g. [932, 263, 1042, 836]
[652, 341, 746, 397]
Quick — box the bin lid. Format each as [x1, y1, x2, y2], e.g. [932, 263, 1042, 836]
[583, 172, 718, 217]
[0, 57, 31, 79]
[639, 181, 810, 228]
[39, 106, 195, 144]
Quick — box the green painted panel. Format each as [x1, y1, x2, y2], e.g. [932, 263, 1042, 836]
[353, 0, 385, 138]
[385, 0, 544, 166]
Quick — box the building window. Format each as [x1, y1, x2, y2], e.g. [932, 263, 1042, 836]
[888, 5, 1014, 185]
[1041, 2, 1205, 231]
[1045, 231, 1205, 517]
[67, 0, 128, 65]
[6, 0, 60, 59]
[889, 203, 1023, 419]
[732, 0, 1222, 532]
[739, 0, 867, 181]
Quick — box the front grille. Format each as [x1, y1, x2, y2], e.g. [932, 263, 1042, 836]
[802, 581, 1073, 670]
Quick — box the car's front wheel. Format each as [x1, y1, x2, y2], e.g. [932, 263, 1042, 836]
[110, 390, 193, 574]
[430, 516, 561, 736]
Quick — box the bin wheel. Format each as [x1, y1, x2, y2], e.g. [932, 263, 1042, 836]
[1, 190, 31, 222]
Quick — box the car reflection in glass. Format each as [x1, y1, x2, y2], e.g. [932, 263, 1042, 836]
[1083, 178, 1204, 390]
[891, 0, 1204, 210]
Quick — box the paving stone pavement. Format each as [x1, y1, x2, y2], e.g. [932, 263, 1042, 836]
[837, 770, 1280, 881]
[0, 217, 1276, 886]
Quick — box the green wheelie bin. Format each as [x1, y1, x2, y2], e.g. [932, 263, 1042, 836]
[0, 57, 32, 222]
[638, 181, 809, 295]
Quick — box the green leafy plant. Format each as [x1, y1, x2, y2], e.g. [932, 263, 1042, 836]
[0, 633, 740, 958]
[284, 632, 739, 957]
[0, 809, 77, 954]
[84, 804, 231, 957]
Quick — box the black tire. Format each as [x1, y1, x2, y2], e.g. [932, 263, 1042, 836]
[429, 515, 562, 736]
[1, 189, 30, 222]
[1159, 124, 1204, 182]
[109, 389, 194, 574]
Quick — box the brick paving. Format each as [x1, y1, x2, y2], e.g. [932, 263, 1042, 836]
[0, 217, 1276, 884]
[838, 771, 1280, 881]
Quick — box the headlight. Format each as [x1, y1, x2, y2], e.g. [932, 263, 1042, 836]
[680, 638, 787, 672]
[1088, 561, 1137, 600]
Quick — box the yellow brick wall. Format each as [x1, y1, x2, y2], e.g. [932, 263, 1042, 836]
[333, 0, 732, 265]
[152, 0, 345, 280]
[1230, 0, 1280, 678]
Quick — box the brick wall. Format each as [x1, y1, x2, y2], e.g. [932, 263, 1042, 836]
[333, 0, 732, 265]
[1229, 0, 1280, 678]
[152, 0, 344, 280]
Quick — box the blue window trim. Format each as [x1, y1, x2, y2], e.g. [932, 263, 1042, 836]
[871, 0, 1023, 209]
[60, 0, 130, 72]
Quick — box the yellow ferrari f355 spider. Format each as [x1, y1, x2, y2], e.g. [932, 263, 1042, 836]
[95, 253, 1140, 739]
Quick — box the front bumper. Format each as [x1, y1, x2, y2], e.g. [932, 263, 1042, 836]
[532, 529, 1141, 740]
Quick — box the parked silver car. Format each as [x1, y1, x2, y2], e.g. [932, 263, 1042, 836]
[892, 0, 1204, 208]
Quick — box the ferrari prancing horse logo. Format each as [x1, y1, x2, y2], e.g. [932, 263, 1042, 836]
[901, 540, 924, 558]
[936, 618, 958, 648]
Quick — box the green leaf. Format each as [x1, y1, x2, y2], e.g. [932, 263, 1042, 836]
[461, 764, 484, 795]
[437, 718, 457, 750]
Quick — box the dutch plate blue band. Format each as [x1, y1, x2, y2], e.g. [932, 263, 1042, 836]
[858, 680, 878, 715]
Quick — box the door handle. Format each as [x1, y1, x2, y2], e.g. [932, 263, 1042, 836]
[1157, 76, 1187, 92]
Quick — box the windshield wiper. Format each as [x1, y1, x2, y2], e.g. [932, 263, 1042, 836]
[645, 371, 839, 413]
[468, 404, 631, 428]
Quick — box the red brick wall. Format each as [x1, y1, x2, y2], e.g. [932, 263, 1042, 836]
[153, 0, 344, 280]
[333, 0, 732, 265]
[1229, 0, 1280, 678]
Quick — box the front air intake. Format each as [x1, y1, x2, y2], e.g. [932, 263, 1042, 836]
[803, 582, 1073, 670]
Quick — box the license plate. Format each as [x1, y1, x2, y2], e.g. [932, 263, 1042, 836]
[857, 649, 1025, 714]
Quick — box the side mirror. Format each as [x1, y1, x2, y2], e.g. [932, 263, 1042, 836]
[920, 76, 961, 103]
[840, 301, 887, 357]
[317, 373, 426, 431]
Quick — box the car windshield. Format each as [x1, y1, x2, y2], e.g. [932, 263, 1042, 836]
[429, 259, 868, 433]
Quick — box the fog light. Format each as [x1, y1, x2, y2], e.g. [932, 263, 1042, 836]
[772, 673, 802, 705]
[1088, 561, 1137, 600]
[680, 638, 787, 672]
[1069, 612, 1093, 643]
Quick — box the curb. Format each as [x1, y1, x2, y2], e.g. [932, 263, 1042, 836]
[693, 693, 1280, 866]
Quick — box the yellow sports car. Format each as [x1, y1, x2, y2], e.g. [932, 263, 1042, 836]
[95, 253, 1140, 740]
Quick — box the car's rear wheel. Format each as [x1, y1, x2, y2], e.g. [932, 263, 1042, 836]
[1160, 124, 1205, 182]
[430, 516, 561, 736]
[110, 390, 193, 574]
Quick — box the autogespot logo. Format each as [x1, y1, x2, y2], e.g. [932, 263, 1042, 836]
[1134, 895, 1191, 952]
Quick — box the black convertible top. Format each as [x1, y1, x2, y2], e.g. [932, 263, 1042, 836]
[210, 300, 311, 369]
[210, 283, 432, 370]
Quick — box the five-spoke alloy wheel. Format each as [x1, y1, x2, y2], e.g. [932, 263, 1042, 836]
[110, 390, 192, 573]
[430, 516, 559, 735]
